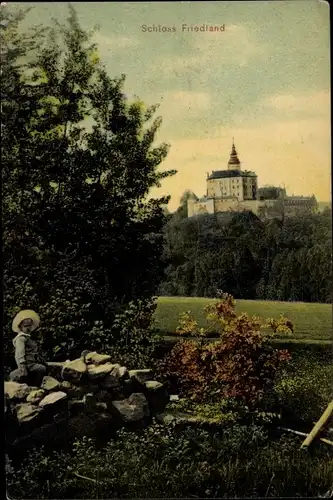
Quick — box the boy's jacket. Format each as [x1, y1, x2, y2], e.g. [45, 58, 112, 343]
[13, 333, 39, 366]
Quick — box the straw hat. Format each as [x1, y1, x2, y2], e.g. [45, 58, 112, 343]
[12, 310, 40, 334]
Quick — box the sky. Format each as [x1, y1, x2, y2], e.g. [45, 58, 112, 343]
[12, 1, 330, 210]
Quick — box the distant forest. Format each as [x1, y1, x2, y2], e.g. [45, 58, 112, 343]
[159, 205, 332, 303]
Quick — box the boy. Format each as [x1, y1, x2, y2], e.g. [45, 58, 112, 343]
[9, 310, 47, 386]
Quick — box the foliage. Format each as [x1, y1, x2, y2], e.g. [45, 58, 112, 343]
[6, 424, 333, 498]
[160, 209, 332, 303]
[2, 4, 175, 364]
[158, 293, 292, 406]
[275, 357, 333, 424]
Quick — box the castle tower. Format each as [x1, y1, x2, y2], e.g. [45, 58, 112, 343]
[228, 139, 241, 171]
[187, 192, 198, 217]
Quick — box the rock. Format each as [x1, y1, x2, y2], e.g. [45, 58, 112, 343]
[61, 359, 87, 383]
[15, 403, 42, 425]
[84, 352, 112, 366]
[66, 384, 99, 399]
[156, 412, 178, 425]
[46, 362, 65, 379]
[112, 393, 150, 423]
[143, 380, 170, 414]
[111, 365, 128, 380]
[156, 411, 224, 431]
[95, 402, 108, 412]
[95, 389, 113, 404]
[68, 399, 85, 416]
[145, 380, 164, 391]
[26, 389, 46, 404]
[41, 376, 61, 392]
[60, 381, 72, 391]
[5, 395, 19, 446]
[5, 382, 31, 401]
[100, 373, 121, 389]
[87, 363, 114, 380]
[39, 391, 67, 408]
[128, 369, 152, 384]
[128, 369, 153, 389]
[83, 393, 97, 411]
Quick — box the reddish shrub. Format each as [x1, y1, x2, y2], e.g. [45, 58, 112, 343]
[158, 293, 292, 407]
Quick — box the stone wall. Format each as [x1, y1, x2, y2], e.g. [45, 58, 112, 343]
[5, 352, 169, 454]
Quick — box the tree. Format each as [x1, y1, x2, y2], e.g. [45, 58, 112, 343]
[2, 4, 176, 365]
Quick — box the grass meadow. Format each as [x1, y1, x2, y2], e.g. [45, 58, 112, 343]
[154, 296, 332, 344]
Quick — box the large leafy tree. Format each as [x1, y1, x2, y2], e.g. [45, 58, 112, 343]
[2, 4, 176, 364]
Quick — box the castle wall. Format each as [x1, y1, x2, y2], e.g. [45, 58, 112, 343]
[214, 197, 238, 212]
[190, 198, 215, 216]
[207, 178, 244, 200]
[242, 176, 258, 200]
[238, 200, 260, 214]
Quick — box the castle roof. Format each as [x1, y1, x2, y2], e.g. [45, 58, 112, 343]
[228, 141, 240, 166]
[207, 170, 257, 180]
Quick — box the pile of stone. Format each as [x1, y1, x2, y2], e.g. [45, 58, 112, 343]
[5, 351, 169, 453]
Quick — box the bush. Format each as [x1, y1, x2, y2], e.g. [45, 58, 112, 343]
[158, 293, 292, 407]
[6, 423, 333, 498]
[275, 357, 333, 424]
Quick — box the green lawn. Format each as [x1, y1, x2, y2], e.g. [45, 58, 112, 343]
[154, 296, 332, 344]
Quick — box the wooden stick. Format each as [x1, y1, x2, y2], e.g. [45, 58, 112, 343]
[278, 427, 333, 446]
[301, 401, 333, 449]
[74, 472, 98, 483]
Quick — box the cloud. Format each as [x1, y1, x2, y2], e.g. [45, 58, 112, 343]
[160, 23, 268, 75]
[92, 32, 140, 54]
[158, 91, 211, 118]
[262, 90, 330, 117]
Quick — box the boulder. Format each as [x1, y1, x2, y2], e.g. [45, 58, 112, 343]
[145, 380, 164, 391]
[39, 391, 67, 409]
[46, 362, 65, 379]
[100, 373, 121, 389]
[95, 402, 108, 412]
[128, 369, 153, 386]
[83, 393, 97, 411]
[66, 384, 99, 399]
[84, 352, 112, 366]
[60, 381, 72, 391]
[111, 365, 128, 380]
[26, 389, 46, 404]
[156, 411, 224, 431]
[112, 393, 150, 423]
[68, 399, 86, 416]
[87, 363, 114, 380]
[61, 359, 87, 382]
[5, 382, 31, 401]
[95, 389, 114, 404]
[41, 376, 61, 392]
[15, 403, 42, 425]
[143, 380, 170, 414]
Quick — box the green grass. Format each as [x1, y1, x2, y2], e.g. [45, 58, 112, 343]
[154, 296, 332, 344]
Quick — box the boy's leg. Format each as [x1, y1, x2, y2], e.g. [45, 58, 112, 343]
[27, 363, 47, 386]
[9, 368, 26, 383]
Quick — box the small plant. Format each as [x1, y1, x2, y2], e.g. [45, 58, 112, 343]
[158, 292, 293, 407]
[6, 424, 333, 499]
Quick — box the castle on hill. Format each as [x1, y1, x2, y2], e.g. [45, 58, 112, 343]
[187, 141, 318, 219]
